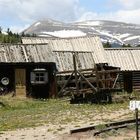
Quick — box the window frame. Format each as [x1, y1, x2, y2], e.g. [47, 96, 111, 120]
[31, 70, 48, 84]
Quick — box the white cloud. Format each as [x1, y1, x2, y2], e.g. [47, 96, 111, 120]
[10, 24, 30, 33]
[0, 0, 83, 32]
[1, 0, 140, 33]
[77, 12, 98, 21]
[116, 0, 140, 9]
[78, 0, 140, 25]
[114, 9, 140, 24]
[0, 0, 81, 23]
[78, 9, 140, 24]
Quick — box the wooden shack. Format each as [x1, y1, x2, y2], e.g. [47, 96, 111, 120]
[22, 36, 122, 102]
[0, 44, 56, 98]
[105, 47, 140, 93]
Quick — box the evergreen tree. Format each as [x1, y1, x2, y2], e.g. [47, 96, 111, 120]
[21, 32, 25, 37]
[122, 44, 132, 47]
[103, 42, 112, 48]
[0, 26, 21, 43]
[136, 44, 140, 47]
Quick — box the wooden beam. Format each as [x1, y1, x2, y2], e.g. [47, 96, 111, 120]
[56, 69, 120, 75]
[95, 64, 99, 91]
[112, 74, 119, 88]
[73, 53, 79, 94]
[53, 50, 94, 53]
[56, 68, 96, 75]
[58, 71, 74, 96]
[77, 70, 97, 92]
[98, 69, 120, 74]
[57, 77, 97, 85]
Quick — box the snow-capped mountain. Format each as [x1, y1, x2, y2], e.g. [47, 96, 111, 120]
[23, 19, 140, 46]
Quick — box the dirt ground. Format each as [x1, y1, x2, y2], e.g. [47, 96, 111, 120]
[0, 126, 136, 140]
[0, 108, 136, 140]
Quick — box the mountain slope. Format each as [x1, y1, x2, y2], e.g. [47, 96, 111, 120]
[23, 19, 140, 46]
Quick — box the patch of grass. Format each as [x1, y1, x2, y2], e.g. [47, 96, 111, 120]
[0, 95, 133, 132]
[95, 124, 106, 130]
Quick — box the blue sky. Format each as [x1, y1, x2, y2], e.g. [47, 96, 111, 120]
[0, 0, 140, 32]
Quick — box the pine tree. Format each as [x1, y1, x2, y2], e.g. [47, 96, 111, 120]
[122, 44, 132, 47]
[103, 42, 112, 48]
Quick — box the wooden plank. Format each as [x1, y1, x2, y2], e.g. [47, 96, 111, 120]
[57, 78, 97, 85]
[94, 124, 132, 136]
[53, 50, 94, 53]
[77, 71, 97, 92]
[73, 53, 79, 94]
[56, 69, 120, 75]
[98, 70, 120, 74]
[70, 118, 140, 134]
[56, 68, 95, 75]
[58, 72, 74, 96]
[112, 74, 119, 88]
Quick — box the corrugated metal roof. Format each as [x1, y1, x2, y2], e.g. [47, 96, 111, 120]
[105, 48, 140, 71]
[0, 44, 54, 63]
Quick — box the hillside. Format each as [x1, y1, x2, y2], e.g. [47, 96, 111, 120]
[23, 19, 140, 46]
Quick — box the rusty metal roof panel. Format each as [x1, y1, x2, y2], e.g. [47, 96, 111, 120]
[105, 48, 140, 71]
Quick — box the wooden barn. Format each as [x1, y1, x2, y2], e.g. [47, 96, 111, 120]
[22, 37, 140, 95]
[22, 36, 121, 101]
[0, 43, 56, 98]
[105, 47, 140, 93]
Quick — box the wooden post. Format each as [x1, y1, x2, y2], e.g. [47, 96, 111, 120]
[101, 64, 105, 88]
[58, 72, 74, 96]
[95, 64, 99, 92]
[50, 72, 57, 98]
[136, 108, 139, 140]
[73, 53, 79, 94]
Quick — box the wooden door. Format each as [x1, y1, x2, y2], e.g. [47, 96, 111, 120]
[15, 69, 26, 96]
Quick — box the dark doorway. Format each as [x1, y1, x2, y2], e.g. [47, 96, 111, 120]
[123, 72, 132, 93]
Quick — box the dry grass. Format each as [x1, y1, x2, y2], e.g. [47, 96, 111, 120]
[0, 93, 135, 132]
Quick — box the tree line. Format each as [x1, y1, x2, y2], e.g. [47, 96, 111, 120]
[0, 27, 21, 43]
[103, 41, 140, 48]
[0, 27, 36, 43]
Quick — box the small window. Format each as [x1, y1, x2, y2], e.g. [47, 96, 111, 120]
[31, 71, 48, 84]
